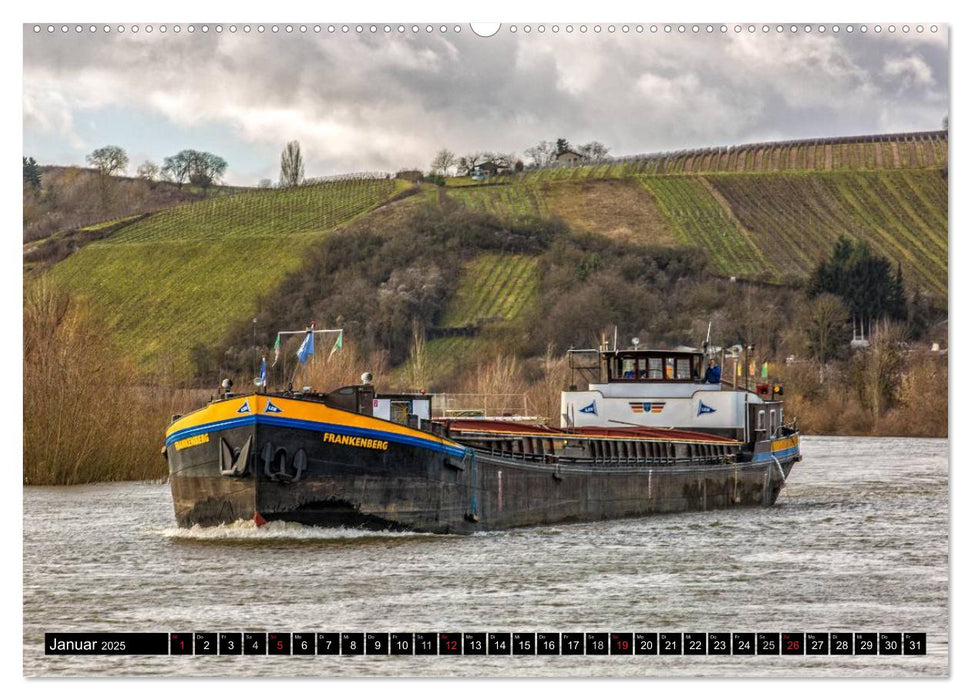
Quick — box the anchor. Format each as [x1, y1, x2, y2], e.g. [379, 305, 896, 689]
[219, 435, 252, 477]
[260, 442, 307, 483]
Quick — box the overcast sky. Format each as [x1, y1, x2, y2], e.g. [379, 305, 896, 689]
[23, 23, 949, 185]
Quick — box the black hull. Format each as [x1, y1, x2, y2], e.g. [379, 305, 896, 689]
[166, 409, 797, 533]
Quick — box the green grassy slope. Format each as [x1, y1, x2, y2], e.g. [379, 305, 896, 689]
[49, 178, 400, 375]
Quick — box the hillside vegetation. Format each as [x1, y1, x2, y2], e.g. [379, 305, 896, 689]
[47, 177, 403, 376]
[38, 130, 947, 386]
[440, 169, 946, 298]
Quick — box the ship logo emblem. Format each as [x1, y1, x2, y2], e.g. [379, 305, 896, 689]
[630, 402, 665, 414]
[236, 400, 251, 414]
[698, 401, 716, 416]
[579, 401, 597, 415]
[264, 399, 283, 414]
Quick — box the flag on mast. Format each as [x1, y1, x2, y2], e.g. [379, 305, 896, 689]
[271, 333, 281, 366]
[296, 325, 315, 365]
[259, 355, 267, 387]
[329, 330, 343, 359]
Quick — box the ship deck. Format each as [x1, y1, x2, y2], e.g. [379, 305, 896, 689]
[440, 419, 741, 445]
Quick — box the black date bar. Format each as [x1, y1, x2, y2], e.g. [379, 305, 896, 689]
[45, 633, 169, 655]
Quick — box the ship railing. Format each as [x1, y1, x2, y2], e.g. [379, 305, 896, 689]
[434, 393, 534, 420]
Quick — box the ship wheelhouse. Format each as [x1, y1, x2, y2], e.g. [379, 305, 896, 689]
[562, 347, 775, 443]
[604, 349, 709, 384]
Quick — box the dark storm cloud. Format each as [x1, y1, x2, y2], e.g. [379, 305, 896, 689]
[23, 24, 948, 179]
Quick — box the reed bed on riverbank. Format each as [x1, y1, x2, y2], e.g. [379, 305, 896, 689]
[23, 281, 192, 485]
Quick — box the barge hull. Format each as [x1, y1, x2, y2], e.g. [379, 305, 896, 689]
[166, 398, 797, 533]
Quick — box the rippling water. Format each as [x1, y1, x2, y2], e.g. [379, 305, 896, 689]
[23, 436, 948, 677]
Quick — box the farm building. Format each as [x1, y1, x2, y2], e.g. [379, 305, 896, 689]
[472, 162, 502, 179]
[555, 149, 586, 165]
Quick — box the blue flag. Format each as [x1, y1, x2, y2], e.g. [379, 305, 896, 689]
[296, 330, 315, 365]
[259, 356, 267, 387]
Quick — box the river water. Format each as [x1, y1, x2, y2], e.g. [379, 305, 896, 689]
[22, 436, 948, 677]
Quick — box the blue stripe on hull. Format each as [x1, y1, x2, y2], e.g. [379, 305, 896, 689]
[258, 415, 467, 458]
[165, 416, 255, 445]
[165, 414, 466, 458]
[751, 445, 801, 463]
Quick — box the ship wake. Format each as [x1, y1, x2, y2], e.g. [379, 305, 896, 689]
[160, 519, 442, 542]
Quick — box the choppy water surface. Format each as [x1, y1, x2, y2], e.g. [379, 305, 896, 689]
[23, 436, 948, 677]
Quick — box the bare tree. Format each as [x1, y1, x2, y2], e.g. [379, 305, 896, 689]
[430, 148, 456, 176]
[851, 320, 907, 417]
[280, 140, 305, 188]
[86, 145, 129, 177]
[86, 145, 128, 208]
[524, 140, 557, 168]
[188, 152, 227, 190]
[136, 160, 160, 185]
[800, 293, 848, 381]
[161, 150, 227, 190]
[457, 152, 487, 176]
[488, 152, 517, 171]
[405, 319, 429, 391]
[258, 178, 273, 189]
[578, 141, 610, 162]
[162, 151, 193, 189]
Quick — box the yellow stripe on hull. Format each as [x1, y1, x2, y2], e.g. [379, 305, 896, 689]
[166, 394, 463, 453]
[770, 435, 799, 452]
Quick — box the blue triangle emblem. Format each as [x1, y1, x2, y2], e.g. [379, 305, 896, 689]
[579, 401, 597, 415]
[236, 400, 251, 414]
[698, 401, 716, 416]
[264, 399, 283, 414]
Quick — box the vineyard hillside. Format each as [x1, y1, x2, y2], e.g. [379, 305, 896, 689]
[47, 177, 407, 375]
[39, 130, 947, 382]
[442, 169, 946, 298]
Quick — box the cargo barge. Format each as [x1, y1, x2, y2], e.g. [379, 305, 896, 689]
[164, 343, 800, 533]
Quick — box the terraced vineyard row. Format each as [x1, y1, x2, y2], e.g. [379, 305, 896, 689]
[440, 254, 541, 327]
[110, 177, 398, 243]
[706, 171, 947, 297]
[457, 131, 947, 185]
[637, 176, 770, 278]
[446, 184, 549, 219]
[422, 336, 483, 371]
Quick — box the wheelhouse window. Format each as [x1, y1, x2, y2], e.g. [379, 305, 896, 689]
[607, 352, 705, 382]
[676, 357, 692, 380]
[648, 357, 663, 379]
